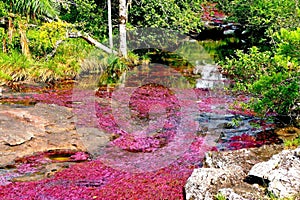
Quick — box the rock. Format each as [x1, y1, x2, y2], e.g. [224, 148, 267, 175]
[0, 113, 35, 145]
[247, 147, 300, 198]
[185, 168, 235, 200]
[185, 144, 284, 200]
[275, 126, 300, 141]
[218, 188, 246, 200]
[76, 127, 110, 158]
[0, 103, 86, 166]
[0, 107, 48, 146]
[204, 144, 284, 170]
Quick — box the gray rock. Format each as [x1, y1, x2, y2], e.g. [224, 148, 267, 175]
[185, 145, 284, 200]
[218, 188, 247, 200]
[0, 110, 39, 145]
[77, 127, 110, 157]
[185, 168, 235, 200]
[248, 147, 300, 198]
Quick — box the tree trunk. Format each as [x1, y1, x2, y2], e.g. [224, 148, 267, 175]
[119, 0, 127, 58]
[2, 38, 7, 53]
[19, 21, 31, 58]
[68, 31, 117, 54]
[108, 0, 113, 52]
[8, 18, 13, 43]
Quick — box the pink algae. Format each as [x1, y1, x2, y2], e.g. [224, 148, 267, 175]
[0, 84, 278, 199]
[0, 139, 208, 200]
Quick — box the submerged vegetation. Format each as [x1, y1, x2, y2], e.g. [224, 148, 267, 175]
[0, 1, 299, 200]
[0, 1, 298, 123]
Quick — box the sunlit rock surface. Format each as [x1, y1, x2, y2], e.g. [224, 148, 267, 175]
[185, 168, 240, 200]
[185, 144, 285, 200]
[0, 103, 86, 166]
[248, 147, 300, 198]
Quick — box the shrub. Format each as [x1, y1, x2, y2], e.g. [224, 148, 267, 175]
[219, 28, 300, 122]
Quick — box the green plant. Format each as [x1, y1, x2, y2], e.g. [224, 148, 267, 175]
[27, 21, 72, 58]
[0, 36, 96, 84]
[214, 193, 226, 200]
[284, 135, 300, 149]
[129, 0, 204, 33]
[213, 0, 300, 45]
[231, 117, 242, 127]
[98, 54, 129, 86]
[219, 28, 300, 121]
[127, 51, 140, 66]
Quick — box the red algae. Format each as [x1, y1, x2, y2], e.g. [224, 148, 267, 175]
[0, 83, 280, 199]
[0, 138, 208, 200]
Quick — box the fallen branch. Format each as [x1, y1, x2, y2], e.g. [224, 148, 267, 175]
[68, 31, 117, 54]
[46, 31, 117, 59]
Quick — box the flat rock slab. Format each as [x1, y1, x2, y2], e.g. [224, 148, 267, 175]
[0, 113, 35, 145]
[0, 103, 87, 166]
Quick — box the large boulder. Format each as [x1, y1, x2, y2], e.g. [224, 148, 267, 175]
[185, 145, 284, 200]
[185, 168, 243, 200]
[248, 147, 300, 198]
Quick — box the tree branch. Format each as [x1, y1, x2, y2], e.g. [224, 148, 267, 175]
[46, 31, 117, 59]
[68, 31, 117, 54]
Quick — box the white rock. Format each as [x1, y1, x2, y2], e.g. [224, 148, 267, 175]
[185, 168, 233, 200]
[248, 147, 300, 198]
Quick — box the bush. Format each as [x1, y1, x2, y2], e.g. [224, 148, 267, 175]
[219, 28, 300, 122]
[214, 0, 300, 45]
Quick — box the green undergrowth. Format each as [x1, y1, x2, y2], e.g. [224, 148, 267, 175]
[284, 135, 300, 149]
[219, 28, 300, 124]
[214, 193, 226, 200]
[0, 38, 96, 84]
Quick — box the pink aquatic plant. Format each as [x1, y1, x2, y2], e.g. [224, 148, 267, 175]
[0, 82, 280, 199]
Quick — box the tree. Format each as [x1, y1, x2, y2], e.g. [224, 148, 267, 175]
[8, 0, 58, 20]
[128, 0, 204, 33]
[108, 0, 113, 51]
[0, 0, 58, 56]
[119, 0, 127, 57]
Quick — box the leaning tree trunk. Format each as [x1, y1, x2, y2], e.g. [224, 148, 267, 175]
[119, 0, 127, 58]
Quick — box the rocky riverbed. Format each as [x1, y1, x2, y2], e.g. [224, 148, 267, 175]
[185, 145, 300, 200]
[0, 82, 298, 199]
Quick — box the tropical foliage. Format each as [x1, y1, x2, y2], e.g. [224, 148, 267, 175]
[0, 0, 299, 124]
[219, 28, 300, 122]
[214, 0, 300, 45]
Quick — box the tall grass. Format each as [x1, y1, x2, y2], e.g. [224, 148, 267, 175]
[0, 38, 96, 84]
